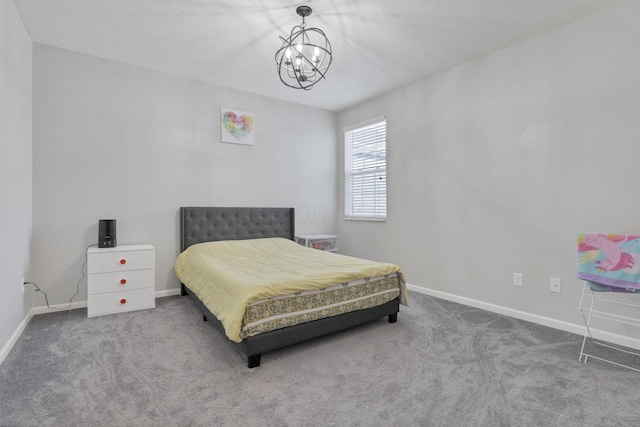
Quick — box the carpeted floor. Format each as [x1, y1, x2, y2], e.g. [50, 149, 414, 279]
[1, 291, 639, 426]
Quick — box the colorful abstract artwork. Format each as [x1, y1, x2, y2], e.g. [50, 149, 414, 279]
[221, 108, 254, 145]
[577, 233, 640, 292]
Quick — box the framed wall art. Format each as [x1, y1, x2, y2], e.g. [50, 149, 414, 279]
[221, 107, 255, 146]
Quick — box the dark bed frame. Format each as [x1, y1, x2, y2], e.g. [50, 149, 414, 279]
[179, 206, 400, 368]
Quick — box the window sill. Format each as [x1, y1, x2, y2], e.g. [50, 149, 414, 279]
[343, 216, 386, 222]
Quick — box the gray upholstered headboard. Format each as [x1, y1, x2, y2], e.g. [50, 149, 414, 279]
[179, 207, 295, 252]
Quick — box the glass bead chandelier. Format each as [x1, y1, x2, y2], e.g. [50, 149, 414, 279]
[275, 5, 333, 90]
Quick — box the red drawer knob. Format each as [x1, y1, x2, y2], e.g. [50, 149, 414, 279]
[120, 279, 127, 285]
[120, 298, 127, 305]
[120, 259, 126, 265]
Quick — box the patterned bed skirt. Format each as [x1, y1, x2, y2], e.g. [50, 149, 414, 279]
[241, 274, 401, 339]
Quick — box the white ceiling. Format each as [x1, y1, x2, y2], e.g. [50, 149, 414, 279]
[14, 0, 618, 112]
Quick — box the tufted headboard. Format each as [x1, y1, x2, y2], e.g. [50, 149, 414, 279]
[179, 207, 295, 252]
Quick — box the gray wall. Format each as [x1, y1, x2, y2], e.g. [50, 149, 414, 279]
[31, 45, 338, 305]
[338, 3, 640, 340]
[0, 0, 32, 360]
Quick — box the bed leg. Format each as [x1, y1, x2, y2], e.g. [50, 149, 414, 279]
[388, 313, 398, 323]
[180, 283, 187, 296]
[248, 354, 262, 368]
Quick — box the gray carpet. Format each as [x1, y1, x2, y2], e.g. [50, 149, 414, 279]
[1, 291, 639, 427]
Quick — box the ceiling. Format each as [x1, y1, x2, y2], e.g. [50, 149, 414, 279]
[14, 0, 618, 112]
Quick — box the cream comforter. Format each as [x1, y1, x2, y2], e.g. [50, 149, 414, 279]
[175, 237, 407, 342]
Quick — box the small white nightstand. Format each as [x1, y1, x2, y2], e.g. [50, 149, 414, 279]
[87, 244, 156, 317]
[295, 234, 337, 252]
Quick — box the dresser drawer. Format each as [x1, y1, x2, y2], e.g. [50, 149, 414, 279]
[88, 269, 154, 295]
[87, 287, 155, 317]
[87, 246, 155, 274]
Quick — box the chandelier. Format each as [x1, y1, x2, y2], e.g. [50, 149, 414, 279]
[275, 5, 333, 90]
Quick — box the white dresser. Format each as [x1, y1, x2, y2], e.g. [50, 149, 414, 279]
[87, 244, 156, 317]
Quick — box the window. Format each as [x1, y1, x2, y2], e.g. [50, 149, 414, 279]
[344, 117, 387, 221]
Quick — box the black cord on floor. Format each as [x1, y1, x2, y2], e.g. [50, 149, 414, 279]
[24, 243, 97, 311]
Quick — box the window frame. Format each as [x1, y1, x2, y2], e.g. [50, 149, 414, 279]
[343, 116, 387, 222]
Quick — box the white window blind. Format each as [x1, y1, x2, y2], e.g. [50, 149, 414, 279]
[344, 117, 386, 221]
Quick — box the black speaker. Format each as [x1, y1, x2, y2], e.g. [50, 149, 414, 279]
[98, 219, 117, 248]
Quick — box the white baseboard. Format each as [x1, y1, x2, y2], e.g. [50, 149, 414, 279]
[0, 288, 183, 366]
[156, 288, 181, 298]
[31, 300, 87, 315]
[6, 285, 637, 365]
[407, 284, 640, 351]
[30, 288, 182, 314]
[0, 309, 34, 366]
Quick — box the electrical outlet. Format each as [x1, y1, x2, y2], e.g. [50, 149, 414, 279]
[550, 277, 561, 293]
[513, 272, 523, 287]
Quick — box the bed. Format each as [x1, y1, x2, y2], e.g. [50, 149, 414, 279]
[176, 206, 406, 368]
